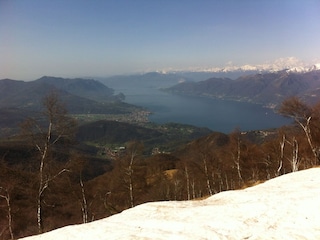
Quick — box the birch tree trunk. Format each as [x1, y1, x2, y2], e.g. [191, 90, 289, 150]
[278, 97, 319, 165]
[184, 165, 190, 200]
[202, 156, 213, 196]
[128, 154, 135, 208]
[0, 188, 14, 240]
[277, 134, 285, 176]
[79, 173, 88, 223]
[21, 92, 76, 233]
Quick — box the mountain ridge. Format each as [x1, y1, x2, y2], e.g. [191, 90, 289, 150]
[35, 76, 115, 102]
[0, 77, 142, 137]
[164, 69, 320, 107]
[157, 57, 320, 75]
[0, 76, 132, 113]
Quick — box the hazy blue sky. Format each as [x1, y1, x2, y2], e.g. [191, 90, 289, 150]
[1, 0, 320, 80]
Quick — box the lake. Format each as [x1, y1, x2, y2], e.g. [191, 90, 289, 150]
[121, 88, 291, 133]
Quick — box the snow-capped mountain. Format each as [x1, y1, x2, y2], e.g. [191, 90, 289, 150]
[159, 57, 320, 74]
[21, 168, 320, 240]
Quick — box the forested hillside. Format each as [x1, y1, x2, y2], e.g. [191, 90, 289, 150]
[1, 92, 320, 239]
[20, 168, 320, 240]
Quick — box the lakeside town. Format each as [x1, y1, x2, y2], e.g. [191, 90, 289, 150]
[72, 109, 151, 125]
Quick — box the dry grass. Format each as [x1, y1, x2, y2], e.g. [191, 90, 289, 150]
[240, 180, 266, 189]
[163, 169, 178, 180]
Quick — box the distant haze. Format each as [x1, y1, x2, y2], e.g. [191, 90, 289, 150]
[1, 0, 320, 80]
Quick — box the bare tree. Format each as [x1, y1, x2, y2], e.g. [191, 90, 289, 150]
[202, 154, 213, 196]
[190, 179, 196, 199]
[184, 165, 191, 200]
[277, 134, 286, 176]
[283, 136, 300, 172]
[234, 137, 242, 185]
[21, 92, 76, 233]
[0, 187, 13, 240]
[278, 97, 319, 165]
[229, 130, 243, 187]
[122, 141, 144, 208]
[192, 142, 214, 196]
[79, 172, 88, 223]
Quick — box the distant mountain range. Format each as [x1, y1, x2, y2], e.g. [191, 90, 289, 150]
[157, 57, 320, 77]
[163, 69, 320, 107]
[97, 72, 193, 93]
[96, 58, 320, 90]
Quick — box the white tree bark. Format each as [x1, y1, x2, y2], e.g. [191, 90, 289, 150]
[22, 93, 75, 234]
[285, 137, 300, 172]
[0, 187, 14, 240]
[297, 117, 318, 165]
[79, 173, 88, 223]
[128, 153, 135, 208]
[233, 136, 242, 187]
[184, 165, 190, 200]
[202, 156, 213, 196]
[278, 134, 285, 176]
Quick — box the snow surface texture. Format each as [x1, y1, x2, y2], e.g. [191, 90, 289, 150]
[21, 168, 320, 240]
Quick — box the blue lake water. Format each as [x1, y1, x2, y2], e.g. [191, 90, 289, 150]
[122, 89, 291, 133]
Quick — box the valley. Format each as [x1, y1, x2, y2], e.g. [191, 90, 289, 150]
[3, 2, 320, 238]
[1, 70, 320, 239]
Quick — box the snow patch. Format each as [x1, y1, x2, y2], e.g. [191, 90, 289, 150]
[21, 168, 320, 240]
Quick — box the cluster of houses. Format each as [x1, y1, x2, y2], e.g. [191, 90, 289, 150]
[101, 146, 166, 159]
[103, 146, 126, 159]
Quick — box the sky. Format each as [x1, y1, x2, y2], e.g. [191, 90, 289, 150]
[21, 168, 320, 239]
[1, 0, 320, 80]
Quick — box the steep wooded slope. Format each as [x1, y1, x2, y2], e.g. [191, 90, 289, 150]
[165, 70, 320, 106]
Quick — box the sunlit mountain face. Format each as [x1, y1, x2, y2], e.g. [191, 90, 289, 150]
[157, 57, 320, 75]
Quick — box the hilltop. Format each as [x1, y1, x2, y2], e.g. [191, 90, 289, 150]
[0, 76, 129, 112]
[21, 168, 320, 240]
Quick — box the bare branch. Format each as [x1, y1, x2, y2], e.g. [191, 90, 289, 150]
[0, 187, 14, 240]
[278, 97, 319, 165]
[21, 92, 77, 234]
